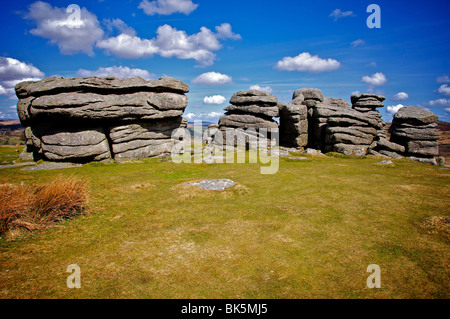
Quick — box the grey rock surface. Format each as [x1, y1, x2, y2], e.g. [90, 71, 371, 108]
[184, 179, 236, 191]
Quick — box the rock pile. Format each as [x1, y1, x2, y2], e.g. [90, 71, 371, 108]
[389, 106, 440, 164]
[351, 94, 387, 139]
[16, 76, 189, 162]
[279, 94, 308, 148]
[294, 88, 380, 156]
[218, 90, 279, 147]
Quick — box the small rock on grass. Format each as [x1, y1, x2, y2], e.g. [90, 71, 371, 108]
[375, 160, 394, 165]
[184, 179, 235, 191]
[21, 162, 82, 171]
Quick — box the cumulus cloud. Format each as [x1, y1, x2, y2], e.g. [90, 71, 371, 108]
[250, 84, 273, 93]
[138, 0, 198, 16]
[97, 22, 240, 66]
[329, 9, 354, 21]
[351, 39, 365, 47]
[387, 104, 405, 114]
[24, 1, 104, 56]
[275, 52, 340, 73]
[96, 33, 159, 59]
[391, 92, 409, 101]
[103, 18, 137, 36]
[203, 95, 226, 105]
[362, 72, 387, 86]
[192, 72, 232, 86]
[215, 23, 241, 40]
[0, 57, 44, 81]
[77, 66, 156, 80]
[437, 84, 450, 96]
[0, 57, 44, 96]
[184, 112, 223, 121]
[445, 108, 450, 113]
[422, 98, 450, 108]
[436, 75, 450, 83]
[0, 85, 8, 96]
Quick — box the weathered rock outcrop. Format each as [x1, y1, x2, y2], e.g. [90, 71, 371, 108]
[279, 95, 308, 148]
[389, 106, 440, 164]
[218, 90, 279, 147]
[16, 76, 189, 162]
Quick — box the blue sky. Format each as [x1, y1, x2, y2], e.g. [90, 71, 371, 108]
[0, 0, 449, 122]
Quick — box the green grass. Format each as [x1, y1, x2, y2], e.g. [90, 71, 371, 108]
[0, 146, 449, 298]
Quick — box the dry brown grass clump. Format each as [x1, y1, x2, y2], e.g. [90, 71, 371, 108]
[0, 176, 88, 237]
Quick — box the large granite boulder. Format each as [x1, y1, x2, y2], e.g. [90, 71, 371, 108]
[218, 90, 279, 147]
[389, 106, 440, 164]
[16, 76, 189, 162]
[279, 95, 308, 148]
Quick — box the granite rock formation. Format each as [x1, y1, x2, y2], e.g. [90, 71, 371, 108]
[16, 76, 189, 162]
[218, 90, 279, 147]
[389, 106, 440, 164]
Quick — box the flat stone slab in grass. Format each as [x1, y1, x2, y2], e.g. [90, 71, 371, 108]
[0, 162, 36, 170]
[21, 162, 83, 171]
[184, 179, 235, 191]
[287, 156, 308, 160]
[375, 160, 394, 165]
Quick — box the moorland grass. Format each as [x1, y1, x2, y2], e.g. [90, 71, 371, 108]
[0, 146, 448, 298]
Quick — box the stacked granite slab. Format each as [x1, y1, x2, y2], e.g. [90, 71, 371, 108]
[348, 94, 403, 158]
[318, 106, 381, 156]
[389, 106, 440, 164]
[293, 88, 325, 149]
[351, 94, 387, 139]
[279, 93, 308, 148]
[16, 76, 189, 162]
[218, 90, 279, 147]
[294, 88, 352, 150]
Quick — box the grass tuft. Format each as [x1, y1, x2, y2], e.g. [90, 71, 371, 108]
[0, 175, 88, 237]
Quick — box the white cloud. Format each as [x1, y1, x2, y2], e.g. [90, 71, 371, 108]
[0, 85, 8, 96]
[96, 33, 159, 59]
[153, 24, 220, 66]
[437, 84, 450, 96]
[329, 9, 354, 21]
[97, 22, 239, 66]
[203, 95, 226, 105]
[362, 72, 387, 86]
[387, 104, 405, 114]
[351, 39, 365, 47]
[391, 92, 409, 101]
[24, 1, 104, 56]
[77, 66, 156, 80]
[192, 72, 232, 86]
[103, 18, 137, 36]
[0, 57, 44, 81]
[275, 52, 340, 73]
[215, 23, 241, 40]
[436, 75, 450, 83]
[445, 108, 450, 113]
[250, 84, 273, 93]
[0, 57, 44, 97]
[203, 112, 223, 119]
[368, 62, 377, 67]
[184, 112, 223, 121]
[422, 98, 450, 108]
[138, 0, 198, 16]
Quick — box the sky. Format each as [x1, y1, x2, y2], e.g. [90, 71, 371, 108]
[0, 0, 449, 123]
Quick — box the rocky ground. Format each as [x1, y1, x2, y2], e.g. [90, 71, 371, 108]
[385, 121, 450, 164]
[2, 118, 450, 163]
